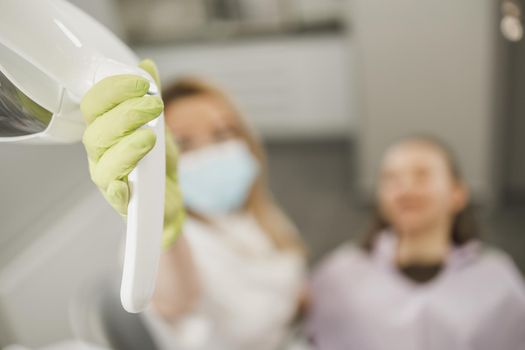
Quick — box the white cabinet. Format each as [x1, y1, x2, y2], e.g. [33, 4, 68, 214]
[0, 145, 123, 347]
[136, 35, 355, 139]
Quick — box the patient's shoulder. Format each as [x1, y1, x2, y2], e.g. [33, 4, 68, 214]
[318, 243, 365, 268]
[477, 245, 525, 292]
[311, 243, 370, 289]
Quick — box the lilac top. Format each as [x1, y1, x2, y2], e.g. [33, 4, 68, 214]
[307, 232, 525, 350]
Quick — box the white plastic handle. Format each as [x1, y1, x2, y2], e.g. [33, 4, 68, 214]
[94, 61, 165, 313]
[121, 115, 165, 313]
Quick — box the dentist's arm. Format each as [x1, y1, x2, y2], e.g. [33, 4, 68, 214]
[153, 236, 200, 319]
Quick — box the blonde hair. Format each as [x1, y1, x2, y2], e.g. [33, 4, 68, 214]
[163, 77, 306, 254]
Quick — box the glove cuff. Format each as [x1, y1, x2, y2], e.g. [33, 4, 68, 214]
[162, 210, 186, 250]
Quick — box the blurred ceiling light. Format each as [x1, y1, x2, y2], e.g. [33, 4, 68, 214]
[501, 0, 523, 42]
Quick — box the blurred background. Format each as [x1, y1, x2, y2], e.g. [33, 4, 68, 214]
[1, 0, 524, 347]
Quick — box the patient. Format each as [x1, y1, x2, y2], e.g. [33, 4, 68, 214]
[307, 136, 525, 350]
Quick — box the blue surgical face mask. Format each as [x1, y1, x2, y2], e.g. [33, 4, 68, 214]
[178, 140, 259, 216]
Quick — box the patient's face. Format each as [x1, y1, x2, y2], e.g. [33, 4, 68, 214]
[165, 94, 241, 153]
[378, 141, 465, 236]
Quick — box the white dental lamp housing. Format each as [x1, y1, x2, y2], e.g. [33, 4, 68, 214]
[0, 0, 166, 313]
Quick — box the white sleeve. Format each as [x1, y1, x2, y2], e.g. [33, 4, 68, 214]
[183, 219, 305, 348]
[192, 238, 302, 331]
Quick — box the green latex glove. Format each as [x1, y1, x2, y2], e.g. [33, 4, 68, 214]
[81, 59, 185, 249]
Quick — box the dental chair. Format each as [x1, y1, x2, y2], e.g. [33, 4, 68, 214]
[70, 273, 311, 350]
[70, 272, 159, 350]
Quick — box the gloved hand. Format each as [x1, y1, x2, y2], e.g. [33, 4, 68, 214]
[81, 59, 185, 249]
